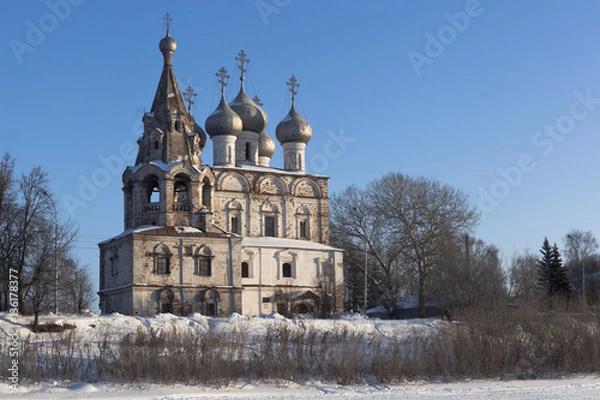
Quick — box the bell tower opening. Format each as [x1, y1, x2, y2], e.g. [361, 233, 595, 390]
[202, 177, 211, 209]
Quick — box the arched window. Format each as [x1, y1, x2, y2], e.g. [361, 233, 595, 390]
[241, 262, 249, 278]
[149, 183, 160, 203]
[174, 181, 188, 203]
[204, 290, 220, 317]
[282, 262, 292, 278]
[144, 175, 161, 214]
[202, 178, 211, 209]
[159, 289, 174, 314]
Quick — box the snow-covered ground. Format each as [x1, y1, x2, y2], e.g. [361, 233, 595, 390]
[1, 313, 599, 399]
[2, 376, 600, 399]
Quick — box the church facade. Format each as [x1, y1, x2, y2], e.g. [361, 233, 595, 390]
[98, 24, 344, 317]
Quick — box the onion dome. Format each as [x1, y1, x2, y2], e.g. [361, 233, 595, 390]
[258, 131, 276, 158]
[205, 93, 243, 137]
[159, 33, 177, 55]
[193, 122, 207, 149]
[275, 104, 312, 144]
[229, 83, 268, 133]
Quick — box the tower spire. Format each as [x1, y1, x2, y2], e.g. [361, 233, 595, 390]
[235, 50, 250, 81]
[286, 75, 300, 105]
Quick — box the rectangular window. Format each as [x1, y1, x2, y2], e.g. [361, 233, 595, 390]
[262, 297, 271, 303]
[241, 262, 249, 278]
[299, 220, 307, 238]
[199, 257, 211, 276]
[264, 216, 276, 237]
[231, 216, 240, 234]
[157, 256, 170, 275]
[245, 142, 251, 161]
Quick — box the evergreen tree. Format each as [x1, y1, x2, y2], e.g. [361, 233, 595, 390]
[550, 243, 571, 298]
[538, 238, 571, 302]
[538, 238, 553, 296]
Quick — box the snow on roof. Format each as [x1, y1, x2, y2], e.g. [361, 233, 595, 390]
[98, 225, 162, 245]
[174, 226, 202, 234]
[211, 164, 329, 178]
[99, 225, 206, 245]
[128, 159, 183, 174]
[242, 236, 342, 252]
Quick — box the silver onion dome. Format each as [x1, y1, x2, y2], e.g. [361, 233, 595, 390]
[229, 83, 268, 133]
[159, 33, 177, 55]
[205, 94, 243, 137]
[275, 104, 312, 144]
[258, 131, 276, 157]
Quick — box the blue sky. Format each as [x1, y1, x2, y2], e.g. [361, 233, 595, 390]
[3, 0, 600, 297]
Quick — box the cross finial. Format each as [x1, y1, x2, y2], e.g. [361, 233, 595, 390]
[286, 75, 300, 104]
[215, 67, 229, 93]
[235, 50, 250, 81]
[183, 85, 197, 114]
[252, 95, 263, 107]
[164, 12, 173, 34]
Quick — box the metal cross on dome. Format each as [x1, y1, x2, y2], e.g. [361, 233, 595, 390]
[183, 85, 196, 114]
[286, 75, 300, 104]
[215, 67, 229, 93]
[252, 95, 263, 107]
[163, 12, 172, 33]
[235, 50, 250, 81]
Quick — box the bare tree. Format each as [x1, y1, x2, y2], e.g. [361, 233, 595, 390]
[0, 154, 94, 317]
[0, 153, 18, 310]
[507, 249, 539, 305]
[431, 235, 506, 312]
[330, 185, 411, 317]
[14, 165, 52, 312]
[370, 173, 479, 318]
[60, 258, 96, 314]
[563, 230, 600, 307]
[331, 173, 479, 318]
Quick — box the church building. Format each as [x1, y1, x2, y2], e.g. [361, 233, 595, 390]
[98, 19, 344, 317]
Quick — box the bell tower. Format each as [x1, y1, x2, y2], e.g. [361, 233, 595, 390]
[123, 14, 212, 230]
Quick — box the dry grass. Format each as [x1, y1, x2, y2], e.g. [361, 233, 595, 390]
[2, 310, 599, 385]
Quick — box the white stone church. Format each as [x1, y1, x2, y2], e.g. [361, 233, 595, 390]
[98, 22, 344, 317]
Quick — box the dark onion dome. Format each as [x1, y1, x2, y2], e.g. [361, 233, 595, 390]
[229, 83, 268, 133]
[275, 104, 312, 144]
[258, 131, 276, 158]
[205, 94, 243, 137]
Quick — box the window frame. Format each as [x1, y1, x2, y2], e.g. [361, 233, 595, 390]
[282, 262, 293, 278]
[241, 261, 250, 278]
[231, 215, 240, 234]
[198, 256, 212, 277]
[264, 215, 277, 237]
[156, 256, 170, 275]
